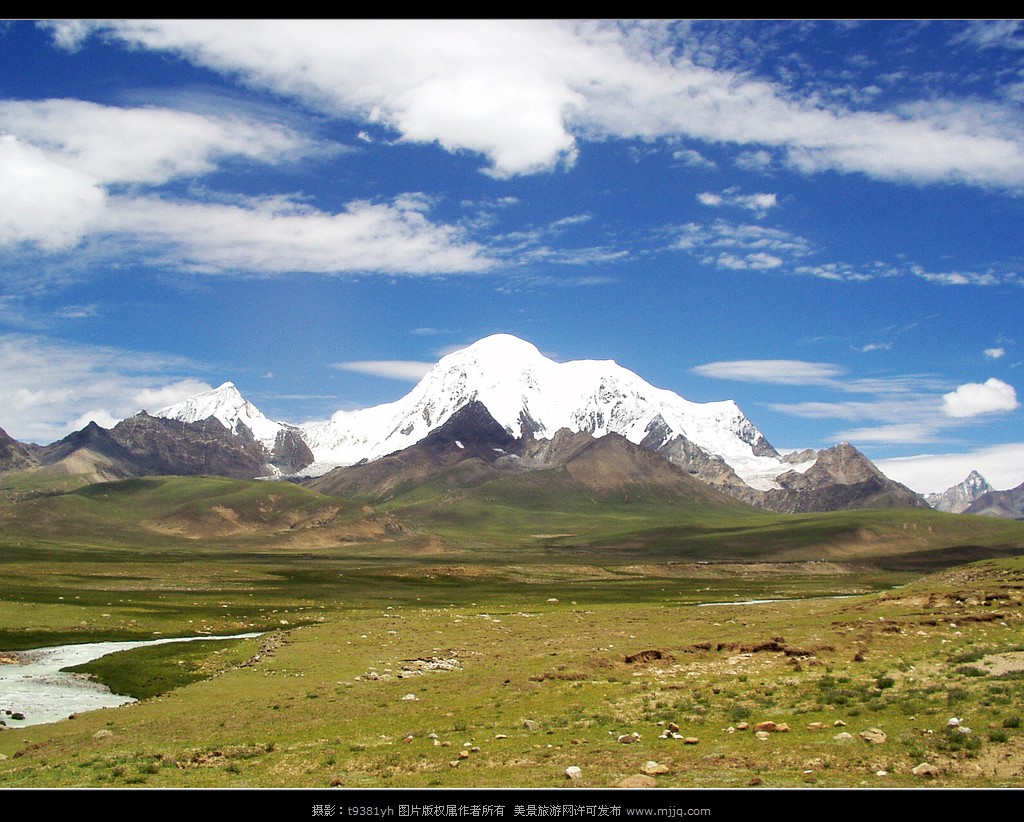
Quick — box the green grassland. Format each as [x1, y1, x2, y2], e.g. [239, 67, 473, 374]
[2, 475, 1024, 787]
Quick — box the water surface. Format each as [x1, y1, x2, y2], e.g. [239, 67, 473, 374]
[0, 633, 260, 727]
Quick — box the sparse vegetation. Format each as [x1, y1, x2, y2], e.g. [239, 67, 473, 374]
[2, 475, 1024, 787]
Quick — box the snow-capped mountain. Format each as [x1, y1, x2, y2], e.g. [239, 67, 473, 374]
[299, 334, 808, 489]
[154, 381, 314, 475]
[152, 335, 816, 490]
[926, 470, 994, 513]
[156, 381, 288, 452]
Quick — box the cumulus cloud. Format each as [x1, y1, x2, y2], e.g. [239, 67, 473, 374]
[984, 347, 1006, 359]
[45, 20, 1024, 188]
[0, 135, 105, 250]
[942, 378, 1019, 418]
[331, 361, 434, 381]
[0, 334, 209, 442]
[97, 194, 495, 276]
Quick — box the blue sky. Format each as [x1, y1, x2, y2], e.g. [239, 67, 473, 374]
[1, 20, 1022, 493]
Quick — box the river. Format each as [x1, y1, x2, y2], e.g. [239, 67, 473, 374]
[0, 633, 261, 728]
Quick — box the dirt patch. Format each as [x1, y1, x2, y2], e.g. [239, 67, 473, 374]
[978, 650, 1024, 677]
[625, 649, 674, 665]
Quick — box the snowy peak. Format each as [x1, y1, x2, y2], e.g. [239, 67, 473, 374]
[926, 470, 995, 513]
[301, 333, 791, 488]
[155, 381, 287, 452]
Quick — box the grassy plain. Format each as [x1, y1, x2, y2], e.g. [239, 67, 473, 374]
[2, 475, 1024, 788]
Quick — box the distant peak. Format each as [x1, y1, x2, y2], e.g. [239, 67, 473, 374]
[214, 381, 238, 392]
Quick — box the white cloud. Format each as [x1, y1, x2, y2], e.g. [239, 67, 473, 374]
[716, 251, 784, 270]
[331, 361, 434, 381]
[911, 264, 1000, 286]
[97, 194, 495, 276]
[48, 20, 1024, 189]
[835, 422, 940, 445]
[0, 135, 105, 250]
[672, 148, 716, 169]
[877, 442, 1024, 495]
[0, 99, 309, 186]
[950, 20, 1024, 51]
[693, 359, 844, 385]
[675, 220, 814, 258]
[697, 188, 778, 214]
[985, 347, 1006, 359]
[942, 378, 1019, 418]
[133, 379, 215, 412]
[734, 150, 774, 171]
[0, 334, 209, 442]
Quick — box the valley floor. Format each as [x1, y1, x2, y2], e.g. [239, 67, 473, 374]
[3, 556, 1024, 789]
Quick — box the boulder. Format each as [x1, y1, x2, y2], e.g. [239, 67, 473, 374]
[617, 775, 657, 788]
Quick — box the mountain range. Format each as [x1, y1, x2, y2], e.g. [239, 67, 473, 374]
[0, 333, 965, 514]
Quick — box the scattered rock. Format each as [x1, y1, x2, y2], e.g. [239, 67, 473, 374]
[834, 720, 847, 727]
[736, 722, 749, 731]
[495, 734, 507, 739]
[807, 722, 825, 732]
[747, 776, 763, 787]
[858, 728, 887, 745]
[565, 766, 582, 780]
[755, 721, 778, 732]
[523, 719, 540, 731]
[641, 761, 670, 775]
[683, 737, 699, 745]
[92, 729, 114, 739]
[457, 750, 470, 760]
[755, 731, 770, 741]
[834, 732, 854, 742]
[400, 693, 418, 701]
[912, 762, 940, 778]
[947, 717, 961, 728]
[617, 774, 657, 788]
[667, 722, 680, 732]
[618, 733, 638, 744]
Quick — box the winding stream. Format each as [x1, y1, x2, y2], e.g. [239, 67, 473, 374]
[0, 633, 261, 728]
